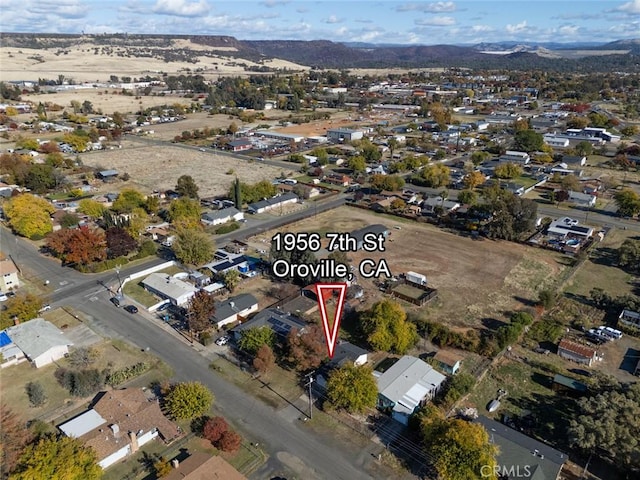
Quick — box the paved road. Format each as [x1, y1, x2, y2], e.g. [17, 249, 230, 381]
[3, 226, 385, 479]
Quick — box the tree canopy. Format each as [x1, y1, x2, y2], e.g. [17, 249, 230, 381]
[172, 228, 214, 266]
[1, 293, 43, 328]
[486, 192, 537, 241]
[614, 189, 640, 217]
[617, 239, 640, 273]
[111, 188, 146, 213]
[165, 382, 214, 421]
[286, 324, 327, 371]
[4, 194, 56, 239]
[175, 175, 199, 199]
[0, 404, 31, 475]
[326, 364, 378, 414]
[420, 164, 450, 188]
[187, 290, 216, 334]
[238, 326, 276, 356]
[10, 435, 101, 480]
[568, 382, 640, 470]
[361, 300, 418, 354]
[512, 129, 543, 152]
[46, 227, 106, 265]
[169, 197, 202, 229]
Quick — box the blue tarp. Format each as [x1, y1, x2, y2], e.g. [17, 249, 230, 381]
[0, 331, 12, 347]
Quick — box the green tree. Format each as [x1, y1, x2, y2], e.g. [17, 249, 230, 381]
[512, 129, 543, 152]
[348, 155, 366, 173]
[172, 228, 213, 265]
[561, 174, 581, 192]
[614, 189, 640, 217]
[169, 197, 201, 229]
[10, 435, 101, 480]
[238, 326, 275, 356]
[470, 151, 490, 166]
[144, 195, 160, 215]
[24, 164, 58, 193]
[463, 171, 485, 189]
[440, 373, 475, 407]
[487, 192, 537, 241]
[175, 175, 199, 199]
[494, 162, 522, 179]
[361, 300, 418, 354]
[26, 381, 47, 407]
[370, 174, 405, 191]
[1, 293, 43, 328]
[112, 188, 146, 213]
[424, 418, 499, 480]
[165, 382, 214, 421]
[457, 189, 478, 205]
[77, 199, 105, 218]
[568, 382, 640, 470]
[222, 269, 241, 292]
[326, 364, 378, 414]
[4, 194, 56, 239]
[575, 141, 593, 156]
[421, 164, 450, 187]
[618, 239, 640, 273]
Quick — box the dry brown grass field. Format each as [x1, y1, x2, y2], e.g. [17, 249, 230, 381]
[79, 140, 295, 197]
[252, 206, 566, 328]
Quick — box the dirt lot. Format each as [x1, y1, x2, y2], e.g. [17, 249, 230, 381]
[79, 140, 295, 197]
[251, 206, 565, 328]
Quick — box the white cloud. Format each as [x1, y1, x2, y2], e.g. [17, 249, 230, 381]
[415, 16, 455, 26]
[558, 25, 579, 36]
[424, 1, 456, 13]
[153, 0, 209, 17]
[506, 20, 529, 34]
[397, 1, 456, 13]
[28, 0, 88, 19]
[471, 24, 493, 33]
[261, 0, 289, 8]
[324, 15, 342, 24]
[616, 0, 640, 14]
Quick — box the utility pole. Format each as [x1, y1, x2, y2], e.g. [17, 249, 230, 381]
[115, 265, 124, 296]
[304, 372, 314, 419]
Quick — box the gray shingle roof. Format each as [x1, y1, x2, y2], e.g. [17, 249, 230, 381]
[6, 318, 73, 359]
[212, 294, 258, 322]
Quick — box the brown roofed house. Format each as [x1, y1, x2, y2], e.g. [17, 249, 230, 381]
[59, 388, 181, 469]
[557, 339, 597, 367]
[164, 452, 247, 480]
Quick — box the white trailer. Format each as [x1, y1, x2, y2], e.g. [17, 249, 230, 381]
[406, 271, 427, 286]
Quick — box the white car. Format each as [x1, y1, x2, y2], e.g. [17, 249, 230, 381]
[39, 304, 51, 312]
[215, 336, 230, 346]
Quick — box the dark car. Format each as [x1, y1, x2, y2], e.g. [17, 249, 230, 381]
[157, 302, 170, 312]
[110, 296, 122, 307]
[124, 305, 139, 314]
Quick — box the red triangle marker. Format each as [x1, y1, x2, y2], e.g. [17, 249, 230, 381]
[315, 283, 348, 358]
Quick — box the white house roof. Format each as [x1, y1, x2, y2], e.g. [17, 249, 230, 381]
[141, 273, 198, 300]
[5, 318, 73, 360]
[59, 409, 107, 438]
[201, 207, 241, 222]
[376, 356, 446, 413]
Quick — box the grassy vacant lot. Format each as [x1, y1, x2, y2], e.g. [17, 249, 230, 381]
[0, 339, 171, 424]
[564, 228, 638, 299]
[79, 140, 295, 197]
[253, 206, 566, 329]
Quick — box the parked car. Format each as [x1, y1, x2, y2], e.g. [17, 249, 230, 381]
[110, 296, 122, 307]
[124, 305, 138, 314]
[157, 302, 170, 312]
[38, 304, 51, 312]
[215, 335, 230, 346]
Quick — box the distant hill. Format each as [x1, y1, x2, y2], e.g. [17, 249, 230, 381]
[1, 33, 639, 73]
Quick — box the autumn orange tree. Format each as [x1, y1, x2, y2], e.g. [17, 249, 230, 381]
[286, 324, 326, 371]
[187, 290, 216, 335]
[0, 404, 32, 475]
[253, 344, 275, 374]
[46, 226, 106, 265]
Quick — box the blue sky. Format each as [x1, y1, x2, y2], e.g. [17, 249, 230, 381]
[1, 0, 639, 45]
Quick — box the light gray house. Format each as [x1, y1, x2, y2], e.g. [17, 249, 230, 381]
[141, 273, 198, 306]
[247, 192, 298, 214]
[375, 355, 446, 425]
[4, 318, 73, 368]
[211, 293, 259, 329]
[568, 191, 596, 208]
[327, 128, 364, 142]
[201, 207, 244, 226]
[231, 308, 307, 342]
[619, 309, 640, 330]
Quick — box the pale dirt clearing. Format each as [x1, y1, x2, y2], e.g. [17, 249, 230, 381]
[78, 141, 294, 197]
[252, 207, 565, 328]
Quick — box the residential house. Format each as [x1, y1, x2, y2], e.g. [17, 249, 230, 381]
[315, 340, 369, 390]
[350, 224, 390, 250]
[557, 338, 597, 366]
[202, 253, 250, 276]
[210, 293, 259, 329]
[201, 207, 244, 226]
[327, 128, 364, 142]
[618, 309, 640, 330]
[561, 155, 587, 167]
[0, 256, 20, 291]
[0, 182, 16, 198]
[0, 330, 26, 368]
[4, 318, 73, 368]
[163, 452, 247, 480]
[498, 150, 530, 164]
[568, 191, 596, 208]
[421, 196, 461, 215]
[476, 416, 568, 480]
[547, 217, 594, 239]
[141, 273, 198, 307]
[247, 192, 298, 214]
[543, 135, 570, 148]
[227, 138, 253, 152]
[550, 163, 583, 177]
[324, 173, 351, 187]
[231, 308, 307, 343]
[433, 350, 463, 375]
[59, 389, 181, 469]
[375, 355, 446, 425]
